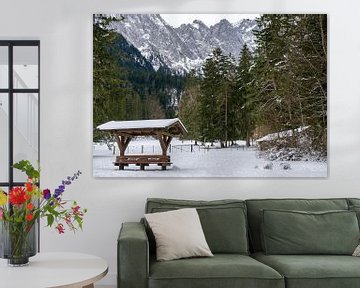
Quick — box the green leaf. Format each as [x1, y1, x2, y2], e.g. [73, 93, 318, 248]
[13, 160, 40, 180]
[48, 207, 60, 217]
[47, 214, 54, 227]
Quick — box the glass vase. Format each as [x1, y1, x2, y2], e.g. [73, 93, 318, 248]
[0, 220, 37, 266]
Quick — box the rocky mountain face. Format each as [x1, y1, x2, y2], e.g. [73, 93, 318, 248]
[111, 14, 258, 74]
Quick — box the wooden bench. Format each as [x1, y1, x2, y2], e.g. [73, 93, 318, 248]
[114, 155, 171, 170]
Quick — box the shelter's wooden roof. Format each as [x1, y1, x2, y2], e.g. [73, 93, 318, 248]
[97, 118, 187, 136]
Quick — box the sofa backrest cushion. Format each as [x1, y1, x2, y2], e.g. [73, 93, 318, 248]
[146, 198, 249, 254]
[347, 199, 360, 228]
[246, 198, 349, 252]
[261, 209, 359, 255]
[348, 198, 360, 207]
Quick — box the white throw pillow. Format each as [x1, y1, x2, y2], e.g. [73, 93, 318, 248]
[353, 244, 360, 256]
[145, 208, 213, 261]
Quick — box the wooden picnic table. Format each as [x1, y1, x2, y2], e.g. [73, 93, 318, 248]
[114, 155, 171, 170]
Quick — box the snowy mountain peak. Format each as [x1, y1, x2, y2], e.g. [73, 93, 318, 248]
[191, 19, 208, 30]
[112, 14, 258, 73]
[215, 18, 232, 27]
[234, 18, 252, 27]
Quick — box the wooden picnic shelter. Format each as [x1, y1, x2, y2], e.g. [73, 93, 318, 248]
[97, 118, 187, 170]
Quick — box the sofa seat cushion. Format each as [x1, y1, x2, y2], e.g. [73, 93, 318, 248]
[149, 254, 284, 288]
[252, 252, 360, 288]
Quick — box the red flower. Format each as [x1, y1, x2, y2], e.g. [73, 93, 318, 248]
[26, 214, 33, 221]
[56, 223, 65, 234]
[9, 187, 26, 205]
[72, 205, 80, 215]
[26, 203, 34, 210]
[24, 193, 31, 201]
[25, 182, 33, 192]
[65, 214, 71, 225]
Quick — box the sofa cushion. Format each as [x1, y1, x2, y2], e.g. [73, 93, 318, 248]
[261, 209, 359, 255]
[347, 199, 360, 229]
[145, 208, 213, 261]
[348, 205, 360, 228]
[252, 252, 360, 288]
[146, 198, 249, 254]
[246, 198, 349, 252]
[149, 254, 284, 288]
[347, 198, 360, 207]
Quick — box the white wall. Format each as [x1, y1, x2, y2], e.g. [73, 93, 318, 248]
[1, 0, 360, 285]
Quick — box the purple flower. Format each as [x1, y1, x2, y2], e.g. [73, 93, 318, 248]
[54, 171, 82, 199]
[54, 188, 65, 199]
[43, 189, 51, 200]
[54, 189, 62, 196]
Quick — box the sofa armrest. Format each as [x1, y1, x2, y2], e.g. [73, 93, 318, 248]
[118, 222, 149, 288]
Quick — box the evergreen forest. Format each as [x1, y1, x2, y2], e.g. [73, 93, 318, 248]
[93, 14, 327, 157]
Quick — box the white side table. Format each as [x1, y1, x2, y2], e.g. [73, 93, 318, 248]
[0, 252, 108, 288]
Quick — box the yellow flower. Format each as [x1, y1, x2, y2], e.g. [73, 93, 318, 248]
[0, 190, 7, 206]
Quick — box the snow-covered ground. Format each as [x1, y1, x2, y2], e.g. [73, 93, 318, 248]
[92, 138, 327, 178]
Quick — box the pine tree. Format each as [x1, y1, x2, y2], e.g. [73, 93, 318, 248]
[93, 14, 127, 140]
[253, 15, 295, 134]
[178, 70, 202, 142]
[199, 52, 220, 143]
[234, 44, 256, 146]
[291, 14, 327, 153]
[199, 48, 236, 145]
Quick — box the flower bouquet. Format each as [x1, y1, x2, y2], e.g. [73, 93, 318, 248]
[0, 160, 87, 266]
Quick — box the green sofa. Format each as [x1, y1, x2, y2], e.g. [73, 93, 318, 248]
[118, 198, 360, 288]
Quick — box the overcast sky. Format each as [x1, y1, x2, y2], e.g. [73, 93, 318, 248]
[160, 14, 259, 28]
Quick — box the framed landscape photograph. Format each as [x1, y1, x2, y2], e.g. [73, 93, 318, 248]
[92, 13, 327, 178]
